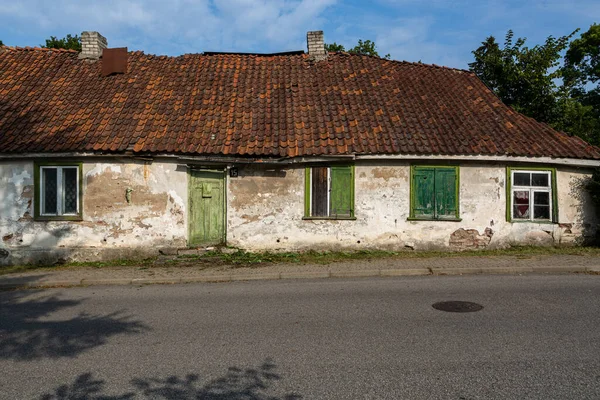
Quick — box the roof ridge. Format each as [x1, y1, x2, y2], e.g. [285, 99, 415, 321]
[1, 46, 78, 53]
[0, 46, 471, 73]
[326, 51, 472, 73]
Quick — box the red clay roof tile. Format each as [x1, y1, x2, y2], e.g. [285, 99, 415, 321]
[0, 47, 599, 159]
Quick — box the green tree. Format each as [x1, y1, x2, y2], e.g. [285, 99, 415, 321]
[561, 24, 600, 145]
[41, 34, 81, 51]
[325, 39, 391, 59]
[469, 29, 577, 124]
[564, 23, 600, 86]
[325, 42, 345, 52]
[0, 40, 3, 46]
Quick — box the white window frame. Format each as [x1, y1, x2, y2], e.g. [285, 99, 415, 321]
[510, 170, 553, 222]
[39, 165, 80, 217]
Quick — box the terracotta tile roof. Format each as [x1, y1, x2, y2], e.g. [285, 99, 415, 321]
[1, 46, 599, 159]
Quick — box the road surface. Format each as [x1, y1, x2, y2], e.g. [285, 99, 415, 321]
[1, 274, 599, 399]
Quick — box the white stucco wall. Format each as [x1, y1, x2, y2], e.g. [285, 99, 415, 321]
[1, 158, 597, 265]
[226, 162, 598, 251]
[0, 159, 188, 265]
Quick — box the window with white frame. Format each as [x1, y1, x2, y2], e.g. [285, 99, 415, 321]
[37, 165, 81, 218]
[510, 170, 553, 221]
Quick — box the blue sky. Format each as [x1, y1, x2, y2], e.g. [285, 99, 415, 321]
[0, 0, 598, 69]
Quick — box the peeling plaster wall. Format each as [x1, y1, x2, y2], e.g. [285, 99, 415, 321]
[0, 159, 187, 265]
[227, 162, 598, 251]
[1, 159, 597, 265]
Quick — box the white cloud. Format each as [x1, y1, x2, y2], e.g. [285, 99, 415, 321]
[0, 0, 596, 69]
[0, 0, 336, 54]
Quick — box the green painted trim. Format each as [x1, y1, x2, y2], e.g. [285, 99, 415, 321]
[406, 218, 462, 222]
[222, 169, 227, 244]
[187, 169, 191, 246]
[302, 217, 357, 221]
[409, 165, 415, 219]
[551, 168, 558, 222]
[455, 164, 461, 219]
[506, 166, 512, 222]
[33, 161, 83, 221]
[304, 167, 311, 217]
[350, 164, 355, 218]
[304, 164, 355, 218]
[506, 167, 558, 223]
[410, 165, 460, 220]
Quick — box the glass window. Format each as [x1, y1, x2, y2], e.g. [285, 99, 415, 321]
[38, 165, 81, 218]
[510, 170, 553, 222]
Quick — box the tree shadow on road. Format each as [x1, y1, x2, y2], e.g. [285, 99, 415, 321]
[40, 360, 302, 400]
[0, 277, 149, 360]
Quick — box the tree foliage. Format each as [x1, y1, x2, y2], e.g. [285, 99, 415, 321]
[325, 42, 345, 52]
[561, 23, 600, 145]
[469, 30, 576, 124]
[325, 39, 390, 59]
[469, 26, 600, 146]
[564, 23, 600, 86]
[42, 34, 81, 51]
[0, 40, 3, 46]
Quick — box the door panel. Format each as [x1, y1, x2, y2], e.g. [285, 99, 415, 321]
[189, 170, 225, 246]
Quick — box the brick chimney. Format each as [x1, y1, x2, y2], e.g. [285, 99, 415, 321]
[307, 31, 326, 60]
[79, 31, 107, 60]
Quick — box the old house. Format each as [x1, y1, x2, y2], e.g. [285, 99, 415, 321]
[1, 31, 599, 265]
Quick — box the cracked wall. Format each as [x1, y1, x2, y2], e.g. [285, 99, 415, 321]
[1, 159, 598, 265]
[227, 162, 598, 251]
[0, 159, 187, 265]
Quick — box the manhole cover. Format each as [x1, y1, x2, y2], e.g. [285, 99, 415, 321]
[432, 301, 483, 313]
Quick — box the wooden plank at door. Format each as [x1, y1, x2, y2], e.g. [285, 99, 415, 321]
[189, 170, 225, 246]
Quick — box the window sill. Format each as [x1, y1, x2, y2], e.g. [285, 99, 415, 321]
[302, 216, 357, 221]
[508, 220, 555, 224]
[35, 215, 83, 222]
[407, 217, 462, 222]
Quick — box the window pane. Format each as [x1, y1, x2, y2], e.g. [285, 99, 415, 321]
[534, 205, 550, 219]
[514, 172, 530, 186]
[513, 190, 529, 219]
[63, 168, 78, 214]
[533, 191, 550, 206]
[42, 168, 58, 214]
[311, 167, 328, 217]
[532, 173, 549, 187]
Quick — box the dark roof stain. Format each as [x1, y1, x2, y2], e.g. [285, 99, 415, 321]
[1, 46, 599, 159]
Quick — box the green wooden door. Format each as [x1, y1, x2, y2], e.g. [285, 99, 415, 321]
[189, 170, 225, 246]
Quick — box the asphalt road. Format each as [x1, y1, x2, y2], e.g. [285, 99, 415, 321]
[1, 275, 599, 399]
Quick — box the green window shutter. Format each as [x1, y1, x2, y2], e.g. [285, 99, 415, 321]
[434, 168, 458, 219]
[412, 167, 435, 218]
[330, 166, 353, 217]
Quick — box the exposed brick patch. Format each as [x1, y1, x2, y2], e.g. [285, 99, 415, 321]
[449, 228, 493, 250]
